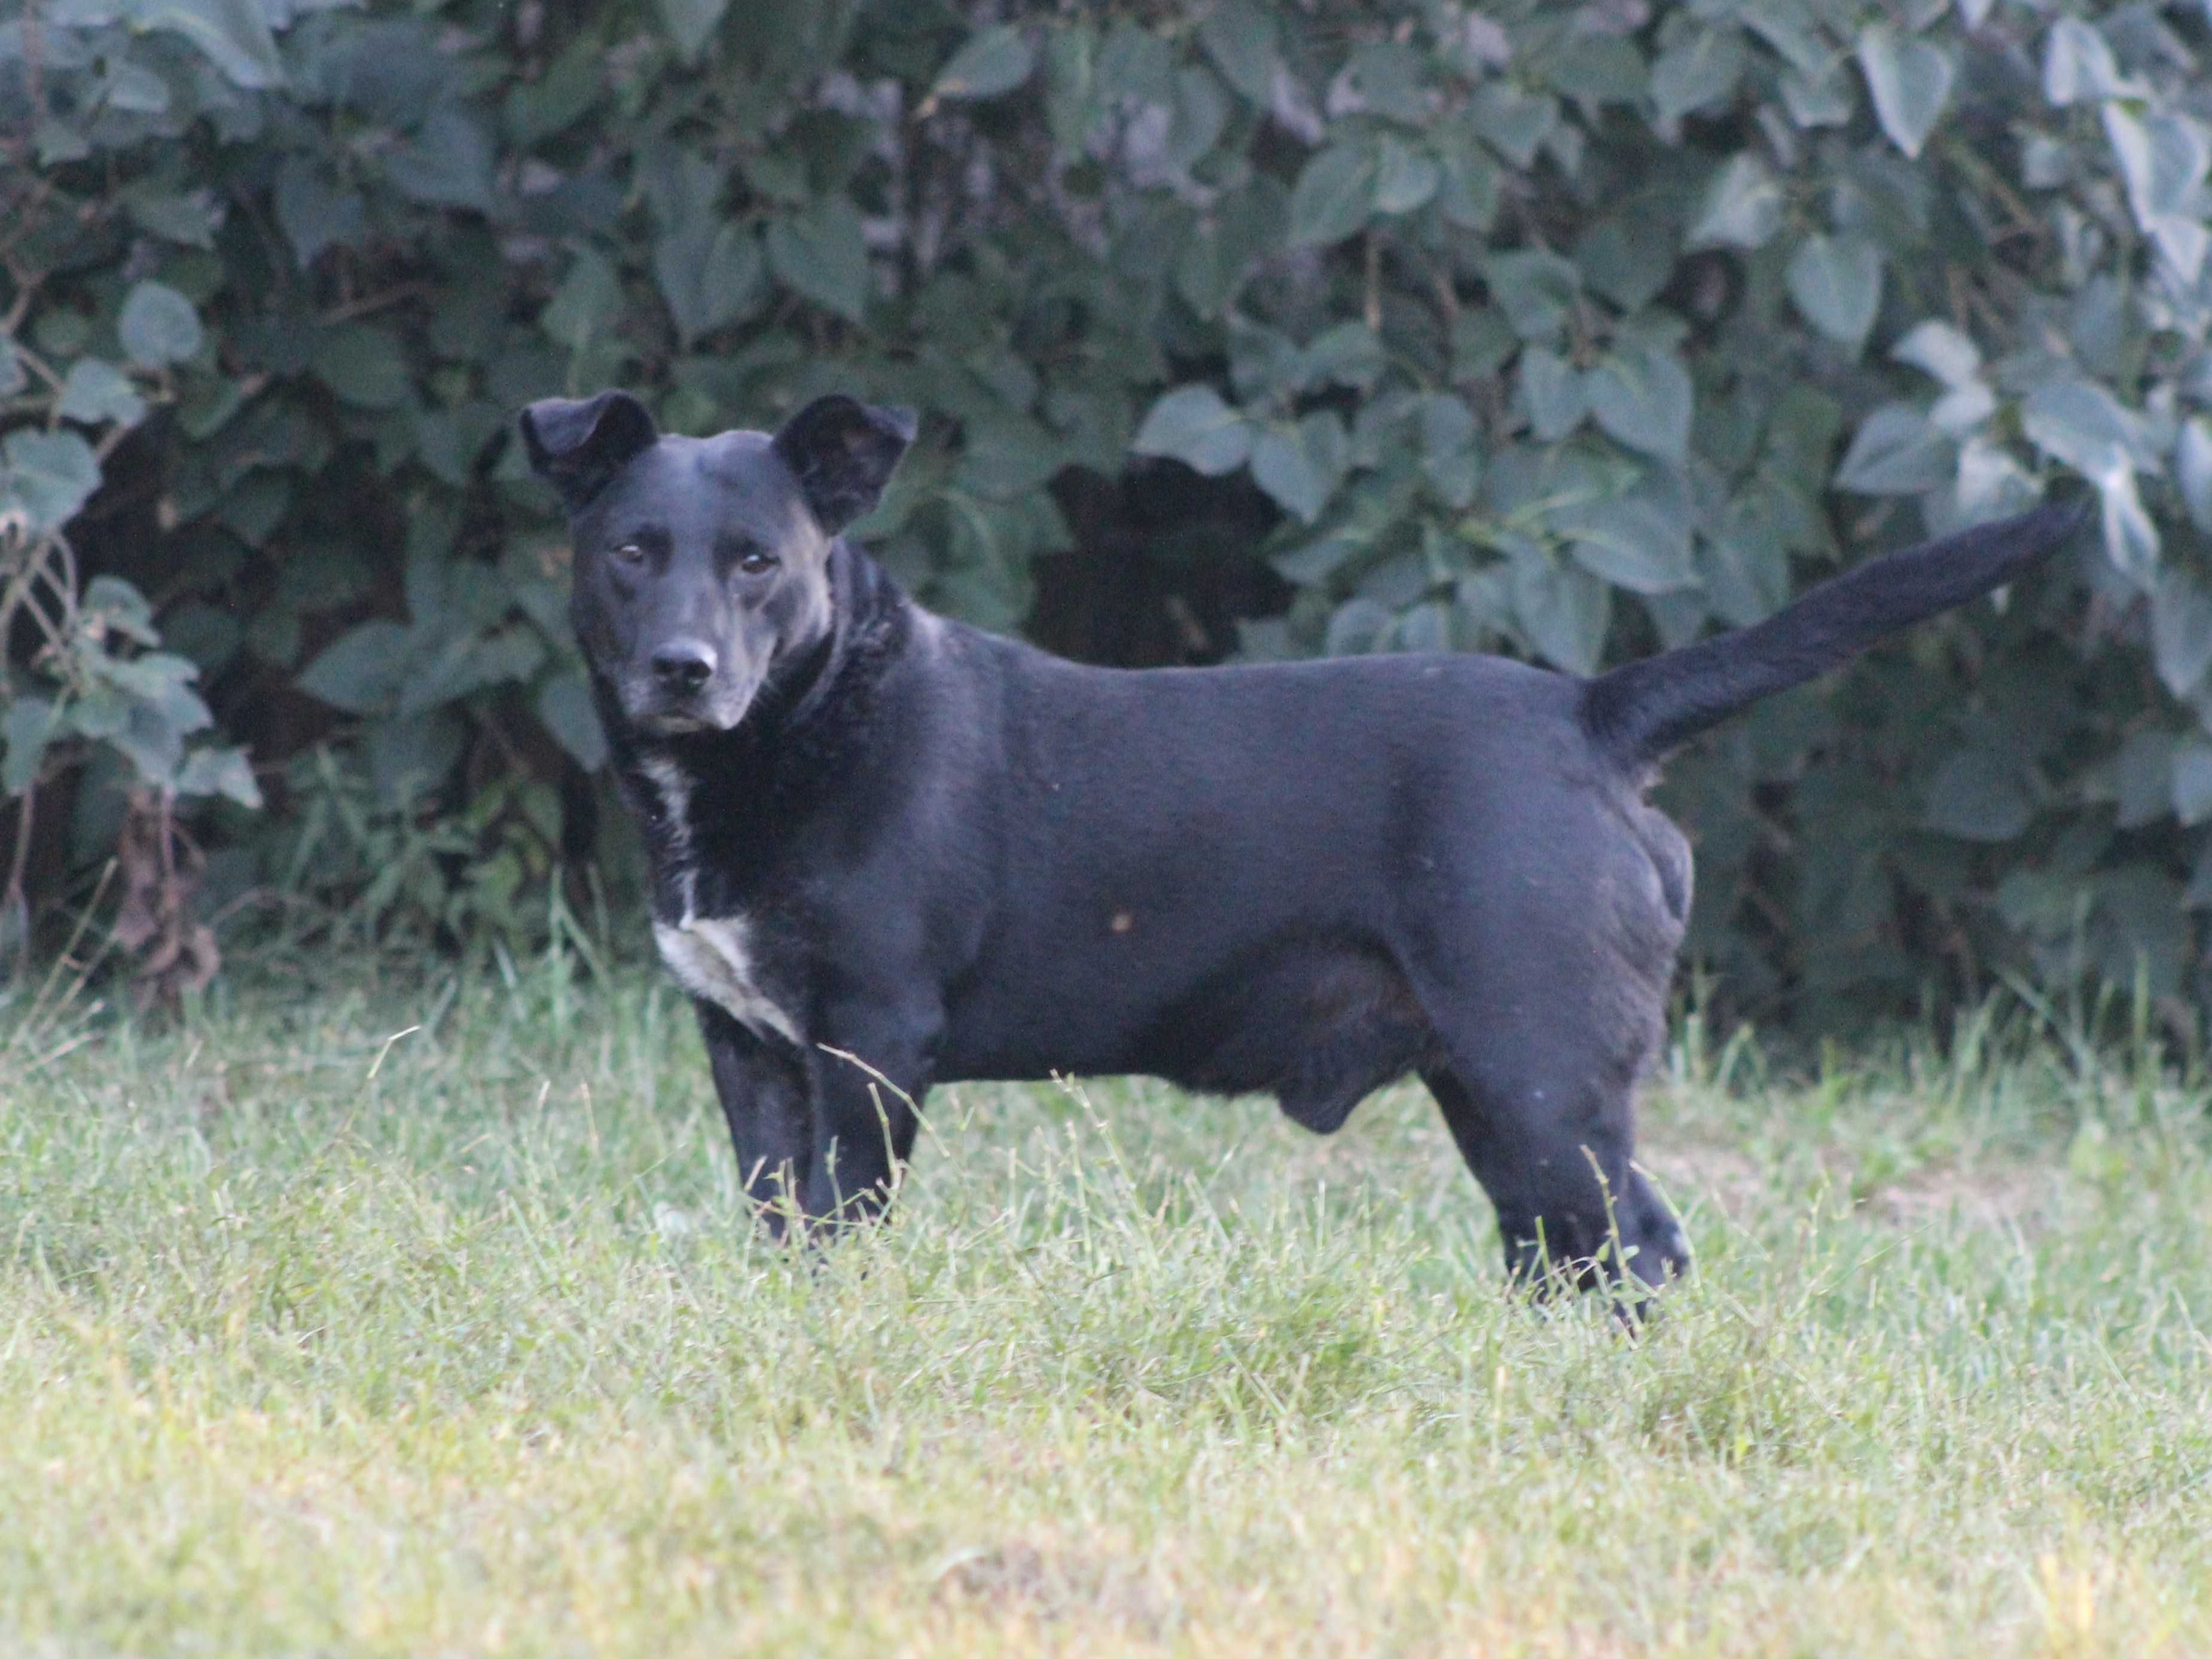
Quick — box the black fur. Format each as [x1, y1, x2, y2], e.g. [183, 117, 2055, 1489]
[522, 388, 2085, 1295]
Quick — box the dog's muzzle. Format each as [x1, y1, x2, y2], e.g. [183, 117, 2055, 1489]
[628, 642, 757, 733]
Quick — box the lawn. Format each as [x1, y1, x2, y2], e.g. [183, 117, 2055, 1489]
[4, 958, 2210, 1657]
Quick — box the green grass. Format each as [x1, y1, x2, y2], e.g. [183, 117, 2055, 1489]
[5, 961, 2211, 1657]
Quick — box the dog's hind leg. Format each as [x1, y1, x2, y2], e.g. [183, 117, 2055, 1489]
[1419, 1059, 1682, 1294]
[1407, 807, 1691, 1295]
[1409, 930, 1686, 1292]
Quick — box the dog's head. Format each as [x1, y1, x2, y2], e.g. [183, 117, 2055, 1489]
[518, 390, 914, 735]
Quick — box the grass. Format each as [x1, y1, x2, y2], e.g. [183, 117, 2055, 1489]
[4, 956, 2212, 1657]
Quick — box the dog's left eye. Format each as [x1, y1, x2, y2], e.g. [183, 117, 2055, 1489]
[738, 549, 780, 575]
[612, 543, 645, 565]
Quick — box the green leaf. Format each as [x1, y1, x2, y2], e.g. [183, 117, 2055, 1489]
[298, 621, 411, 716]
[542, 249, 621, 352]
[2101, 105, 2207, 226]
[1891, 320, 1981, 387]
[364, 713, 464, 807]
[1549, 35, 1647, 112]
[1575, 213, 1676, 314]
[1586, 346, 1692, 463]
[1096, 19, 1174, 109]
[34, 122, 90, 166]
[1, 696, 58, 796]
[1703, 499, 1795, 627]
[1273, 533, 1362, 587]
[1249, 412, 1347, 524]
[1131, 385, 1252, 476]
[386, 109, 497, 213]
[2101, 106, 2211, 277]
[123, 187, 218, 248]
[274, 157, 368, 271]
[953, 414, 1064, 499]
[1166, 66, 1231, 173]
[175, 745, 263, 809]
[1287, 142, 1375, 247]
[102, 57, 173, 115]
[129, 0, 282, 89]
[656, 0, 730, 63]
[538, 673, 608, 772]
[1518, 346, 1585, 443]
[1509, 548, 1611, 675]
[1740, 7, 1828, 77]
[315, 325, 411, 410]
[766, 200, 870, 322]
[57, 359, 147, 427]
[1784, 234, 1883, 352]
[2094, 466, 2158, 590]
[1432, 117, 1500, 230]
[1, 429, 102, 534]
[2155, 566, 2212, 698]
[2043, 16, 2130, 106]
[398, 627, 545, 720]
[1780, 66, 1854, 129]
[1044, 24, 1105, 151]
[2174, 741, 2212, 827]
[1834, 404, 1954, 495]
[83, 576, 159, 646]
[2021, 380, 2149, 474]
[1468, 81, 1555, 169]
[2115, 728, 2176, 829]
[932, 25, 1035, 102]
[1372, 136, 1438, 216]
[1564, 482, 1698, 595]
[1650, 25, 1744, 126]
[1198, 0, 1279, 106]
[1483, 249, 1581, 342]
[1418, 395, 1482, 509]
[96, 652, 211, 749]
[2088, 867, 2188, 996]
[654, 220, 765, 347]
[2176, 417, 2212, 534]
[1323, 597, 1393, 656]
[1173, 179, 1286, 319]
[1924, 747, 2034, 841]
[1856, 25, 1952, 160]
[118, 280, 203, 367]
[1298, 323, 1384, 393]
[1686, 154, 1783, 250]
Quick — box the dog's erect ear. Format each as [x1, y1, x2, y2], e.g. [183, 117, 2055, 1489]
[771, 395, 917, 536]
[518, 392, 660, 511]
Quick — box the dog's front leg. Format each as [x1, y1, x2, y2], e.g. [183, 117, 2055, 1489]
[693, 1000, 816, 1238]
[799, 996, 938, 1229]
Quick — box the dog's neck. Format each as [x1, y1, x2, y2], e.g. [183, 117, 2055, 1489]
[600, 539, 917, 921]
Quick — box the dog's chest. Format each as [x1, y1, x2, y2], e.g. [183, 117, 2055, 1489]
[638, 756, 801, 1046]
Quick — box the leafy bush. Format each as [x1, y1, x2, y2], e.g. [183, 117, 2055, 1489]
[2, 0, 2210, 1027]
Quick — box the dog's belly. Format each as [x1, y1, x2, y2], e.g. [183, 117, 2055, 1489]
[939, 934, 1438, 1134]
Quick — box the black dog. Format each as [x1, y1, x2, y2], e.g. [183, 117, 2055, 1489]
[520, 389, 2082, 1291]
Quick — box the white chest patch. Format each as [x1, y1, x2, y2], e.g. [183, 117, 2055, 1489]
[654, 913, 802, 1046]
[636, 756, 801, 1046]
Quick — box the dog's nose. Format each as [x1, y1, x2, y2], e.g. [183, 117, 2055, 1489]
[651, 640, 717, 692]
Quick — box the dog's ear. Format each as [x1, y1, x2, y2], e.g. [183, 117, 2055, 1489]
[518, 391, 660, 511]
[771, 395, 917, 536]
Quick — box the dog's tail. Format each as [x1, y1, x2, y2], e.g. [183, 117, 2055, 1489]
[1579, 498, 2088, 771]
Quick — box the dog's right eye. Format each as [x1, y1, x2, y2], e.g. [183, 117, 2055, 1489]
[612, 543, 645, 565]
